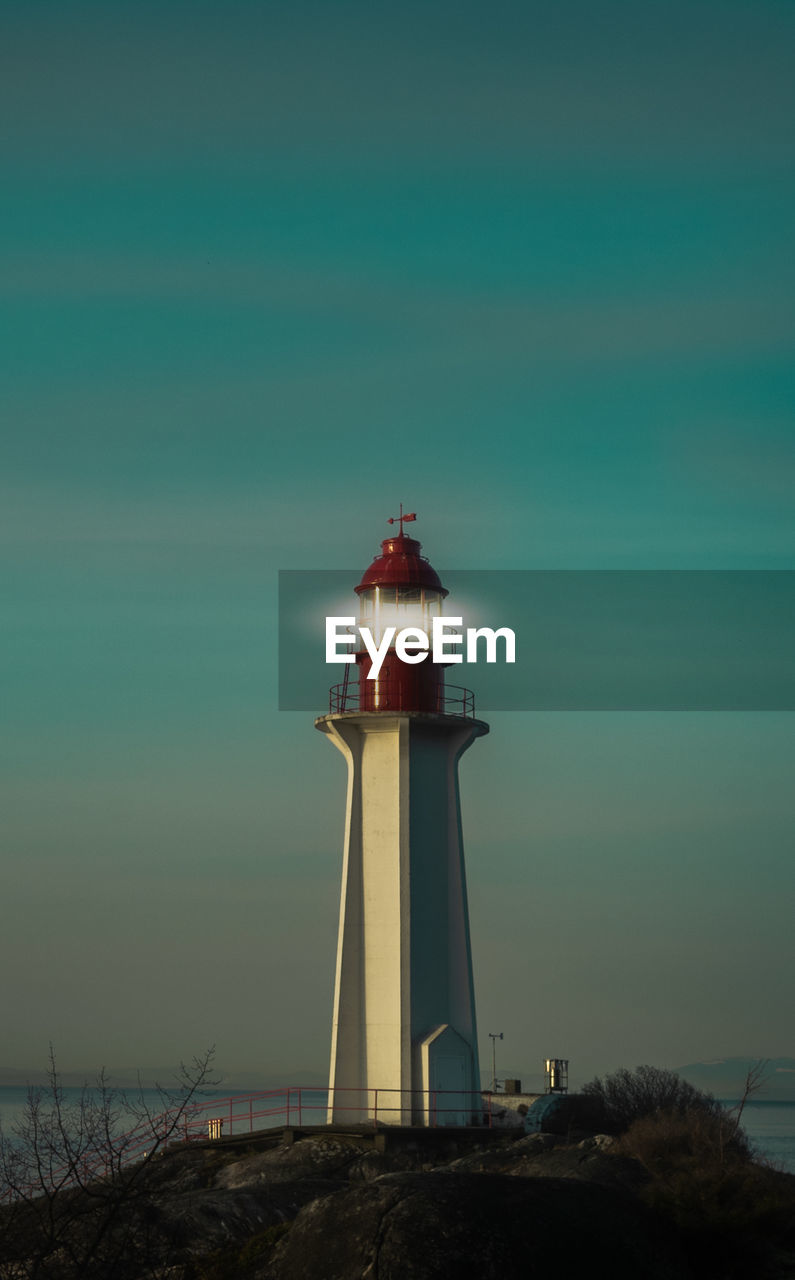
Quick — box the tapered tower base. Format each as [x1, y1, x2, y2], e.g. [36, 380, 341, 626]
[316, 710, 488, 1126]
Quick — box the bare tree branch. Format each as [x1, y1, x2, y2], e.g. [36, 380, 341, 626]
[720, 1059, 770, 1161]
[0, 1046, 218, 1279]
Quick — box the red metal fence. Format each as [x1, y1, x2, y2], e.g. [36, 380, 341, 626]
[175, 1086, 497, 1139]
[1, 1088, 502, 1202]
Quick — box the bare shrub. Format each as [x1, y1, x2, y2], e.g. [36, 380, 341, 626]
[617, 1106, 751, 1170]
[579, 1065, 724, 1136]
[0, 1046, 217, 1279]
[615, 1106, 795, 1272]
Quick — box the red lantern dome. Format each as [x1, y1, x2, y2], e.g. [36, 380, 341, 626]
[355, 532, 448, 597]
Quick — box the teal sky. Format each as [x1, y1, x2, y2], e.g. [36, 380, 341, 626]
[2, 0, 793, 1090]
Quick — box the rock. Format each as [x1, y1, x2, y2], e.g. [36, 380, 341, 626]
[8, 1128, 793, 1279]
[262, 1170, 694, 1280]
[215, 1136, 364, 1188]
[517, 1132, 559, 1151]
[578, 1133, 617, 1151]
[440, 1134, 647, 1195]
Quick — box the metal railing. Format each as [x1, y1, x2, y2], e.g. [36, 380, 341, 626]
[1, 1088, 503, 1201]
[328, 683, 475, 718]
[172, 1086, 497, 1137]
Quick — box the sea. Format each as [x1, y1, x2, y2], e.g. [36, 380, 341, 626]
[0, 1088, 793, 1173]
[724, 1099, 795, 1173]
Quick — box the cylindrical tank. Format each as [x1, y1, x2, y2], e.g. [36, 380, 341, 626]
[544, 1058, 569, 1093]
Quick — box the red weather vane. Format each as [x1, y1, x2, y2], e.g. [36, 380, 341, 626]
[387, 503, 417, 534]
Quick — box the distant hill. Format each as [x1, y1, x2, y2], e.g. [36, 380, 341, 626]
[4, 1058, 792, 1099]
[676, 1057, 795, 1100]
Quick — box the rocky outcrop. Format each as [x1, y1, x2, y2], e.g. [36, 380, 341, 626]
[444, 1131, 650, 1191]
[3, 1127, 793, 1279]
[263, 1169, 692, 1280]
[120, 1132, 681, 1277]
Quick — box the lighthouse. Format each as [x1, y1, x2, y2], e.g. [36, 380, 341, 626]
[315, 514, 489, 1126]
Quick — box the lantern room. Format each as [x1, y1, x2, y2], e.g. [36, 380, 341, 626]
[354, 529, 447, 713]
[355, 535, 446, 640]
[327, 513, 476, 718]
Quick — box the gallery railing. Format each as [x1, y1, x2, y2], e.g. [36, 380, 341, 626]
[328, 682, 475, 718]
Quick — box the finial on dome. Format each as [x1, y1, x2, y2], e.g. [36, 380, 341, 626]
[386, 503, 417, 537]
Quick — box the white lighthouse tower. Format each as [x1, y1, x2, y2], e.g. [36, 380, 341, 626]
[315, 514, 488, 1126]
